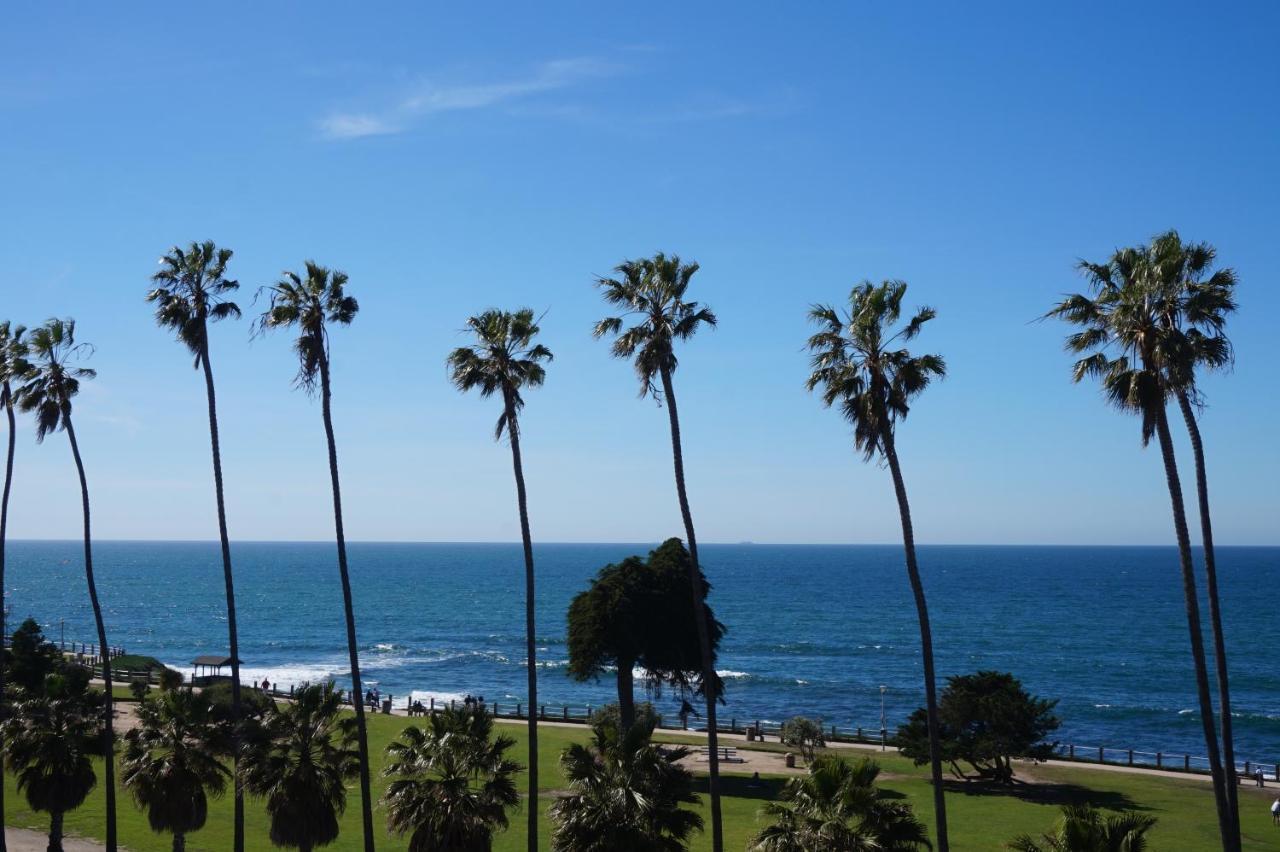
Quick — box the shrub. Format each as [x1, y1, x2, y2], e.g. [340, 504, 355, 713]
[779, 716, 826, 764]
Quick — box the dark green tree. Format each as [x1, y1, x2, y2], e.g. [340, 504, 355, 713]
[13, 318, 118, 850]
[593, 253, 724, 852]
[121, 689, 231, 852]
[6, 618, 61, 693]
[1, 675, 102, 852]
[382, 707, 522, 852]
[256, 263, 374, 852]
[897, 671, 1059, 785]
[448, 307, 552, 851]
[750, 756, 931, 852]
[147, 239, 247, 852]
[567, 538, 724, 731]
[779, 716, 826, 766]
[550, 715, 702, 852]
[806, 281, 949, 851]
[239, 682, 361, 852]
[1007, 804, 1157, 852]
[1047, 244, 1236, 848]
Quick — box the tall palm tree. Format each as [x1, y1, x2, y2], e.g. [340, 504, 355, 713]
[750, 756, 931, 852]
[121, 689, 231, 852]
[549, 715, 702, 852]
[256, 262, 374, 851]
[1007, 804, 1157, 852]
[448, 307, 552, 850]
[13, 318, 118, 850]
[1145, 231, 1240, 819]
[1046, 248, 1234, 849]
[1, 675, 101, 852]
[146, 239, 247, 851]
[0, 319, 31, 851]
[592, 252, 724, 852]
[805, 281, 948, 851]
[239, 682, 361, 852]
[382, 707, 522, 851]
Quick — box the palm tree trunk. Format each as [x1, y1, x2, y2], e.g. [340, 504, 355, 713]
[1176, 389, 1240, 842]
[1152, 402, 1233, 850]
[47, 809, 64, 852]
[0, 385, 15, 852]
[617, 656, 635, 731]
[503, 396, 540, 852]
[63, 416, 116, 852]
[657, 366, 722, 852]
[317, 358, 375, 852]
[881, 428, 949, 852]
[172, 833, 185, 852]
[199, 341, 244, 852]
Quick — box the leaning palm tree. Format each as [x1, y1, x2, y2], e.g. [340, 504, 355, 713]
[239, 682, 361, 852]
[750, 756, 931, 852]
[550, 716, 702, 852]
[1007, 804, 1157, 852]
[146, 239, 247, 852]
[448, 307, 552, 849]
[1047, 248, 1234, 848]
[255, 262, 374, 851]
[121, 688, 231, 851]
[1145, 231, 1240, 818]
[382, 707, 522, 851]
[805, 281, 948, 851]
[592, 252, 724, 852]
[0, 319, 31, 849]
[1, 675, 101, 852]
[13, 318, 118, 850]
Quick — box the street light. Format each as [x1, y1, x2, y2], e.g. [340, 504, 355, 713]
[880, 685, 887, 751]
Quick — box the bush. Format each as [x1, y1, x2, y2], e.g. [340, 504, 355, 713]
[897, 670, 1059, 785]
[589, 701, 660, 732]
[780, 716, 826, 764]
[203, 680, 274, 726]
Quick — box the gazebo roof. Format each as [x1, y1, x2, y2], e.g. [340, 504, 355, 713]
[191, 655, 240, 667]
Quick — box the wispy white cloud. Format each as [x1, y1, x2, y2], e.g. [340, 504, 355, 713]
[319, 58, 614, 140]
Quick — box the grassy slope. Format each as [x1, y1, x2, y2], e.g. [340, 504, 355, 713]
[4, 709, 1276, 850]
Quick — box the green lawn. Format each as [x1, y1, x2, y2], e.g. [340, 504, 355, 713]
[4, 710, 1277, 850]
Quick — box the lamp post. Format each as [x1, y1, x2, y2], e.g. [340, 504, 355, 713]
[880, 685, 887, 751]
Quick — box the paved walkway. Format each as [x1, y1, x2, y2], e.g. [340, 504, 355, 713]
[4, 827, 114, 851]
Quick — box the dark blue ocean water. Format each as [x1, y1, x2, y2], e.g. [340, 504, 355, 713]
[6, 541, 1277, 763]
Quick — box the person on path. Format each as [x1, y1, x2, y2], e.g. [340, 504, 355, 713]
[1271, 797, 1279, 826]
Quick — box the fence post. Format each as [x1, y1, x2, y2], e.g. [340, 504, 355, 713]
[1069, 744, 1075, 759]
[1156, 752, 1162, 768]
[731, 718, 737, 734]
[1184, 754, 1189, 772]
[540, 704, 545, 719]
[563, 706, 568, 721]
[1127, 749, 1133, 766]
[857, 726, 862, 741]
[515, 703, 521, 718]
[1098, 746, 1104, 763]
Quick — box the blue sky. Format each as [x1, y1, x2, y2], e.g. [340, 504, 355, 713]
[1, 2, 1277, 545]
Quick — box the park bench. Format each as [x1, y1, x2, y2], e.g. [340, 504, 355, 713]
[697, 746, 744, 763]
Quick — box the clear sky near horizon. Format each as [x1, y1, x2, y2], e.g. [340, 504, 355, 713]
[1, 3, 1277, 546]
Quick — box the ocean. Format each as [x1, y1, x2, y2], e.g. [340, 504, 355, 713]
[6, 541, 1277, 764]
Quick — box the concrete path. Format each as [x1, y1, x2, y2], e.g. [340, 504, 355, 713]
[4, 826, 113, 851]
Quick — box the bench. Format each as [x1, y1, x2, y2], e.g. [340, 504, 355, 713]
[697, 746, 744, 763]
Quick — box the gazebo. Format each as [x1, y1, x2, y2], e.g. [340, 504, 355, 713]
[191, 655, 241, 684]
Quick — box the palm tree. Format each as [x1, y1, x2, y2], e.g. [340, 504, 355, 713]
[13, 317, 118, 850]
[239, 682, 361, 851]
[2, 675, 101, 852]
[1047, 248, 1234, 848]
[0, 319, 31, 850]
[592, 252, 724, 852]
[448, 307, 552, 849]
[1007, 804, 1157, 852]
[750, 756, 931, 852]
[1145, 231, 1240, 819]
[550, 716, 702, 852]
[256, 262, 374, 851]
[382, 707, 522, 851]
[146, 239, 247, 852]
[121, 689, 231, 851]
[805, 281, 948, 851]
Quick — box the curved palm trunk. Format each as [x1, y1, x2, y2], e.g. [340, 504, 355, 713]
[317, 359, 375, 852]
[657, 367, 723, 852]
[1176, 390, 1240, 840]
[64, 417, 116, 851]
[880, 428, 949, 852]
[1, 384, 15, 852]
[1152, 403, 1233, 850]
[503, 397, 539, 852]
[198, 342, 244, 852]
[48, 809, 64, 852]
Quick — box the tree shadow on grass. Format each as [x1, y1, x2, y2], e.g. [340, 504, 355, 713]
[694, 773, 787, 802]
[942, 778, 1146, 811]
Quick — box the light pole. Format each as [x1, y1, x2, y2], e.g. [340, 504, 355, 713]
[880, 685, 887, 751]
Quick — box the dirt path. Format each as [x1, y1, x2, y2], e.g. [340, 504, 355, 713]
[4, 826, 115, 851]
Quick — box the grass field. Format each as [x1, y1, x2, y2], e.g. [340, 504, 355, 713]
[4, 705, 1277, 850]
